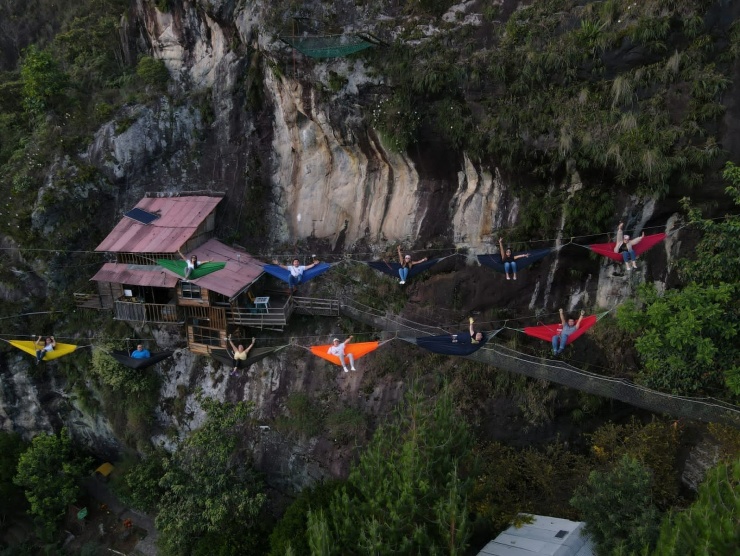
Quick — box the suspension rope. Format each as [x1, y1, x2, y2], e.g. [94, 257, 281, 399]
[340, 298, 740, 415]
[3, 213, 736, 260]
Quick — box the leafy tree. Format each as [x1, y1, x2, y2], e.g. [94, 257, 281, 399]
[13, 428, 90, 537]
[54, 7, 127, 91]
[307, 385, 473, 555]
[20, 44, 66, 116]
[155, 398, 267, 556]
[269, 480, 343, 556]
[136, 56, 169, 90]
[0, 432, 27, 530]
[652, 457, 740, 555]
[571, 454, 661, 555]
[112, 450, 170, 514]
[618, 282, 737, 396]
[589, 419, 681, 508]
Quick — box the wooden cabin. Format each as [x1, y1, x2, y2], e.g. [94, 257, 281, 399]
[87, 194, 224, 326]
[78, 193, 339, 354]
[178, 239, 293, 353]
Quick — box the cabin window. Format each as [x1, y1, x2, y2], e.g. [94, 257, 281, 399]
[181, 281, 202, 300]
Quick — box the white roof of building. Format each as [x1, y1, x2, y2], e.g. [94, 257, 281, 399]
[476, 515, 595, 556]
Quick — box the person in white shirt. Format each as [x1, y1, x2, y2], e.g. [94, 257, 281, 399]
[35, 335, 55, 365]
[327, 336, 356, 372]
[273, 256, 320, 293]
[178, 249, 211, 279]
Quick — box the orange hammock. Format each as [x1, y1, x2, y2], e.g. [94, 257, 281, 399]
[309, 341, 380, 366]
[8, 340, 78, 361]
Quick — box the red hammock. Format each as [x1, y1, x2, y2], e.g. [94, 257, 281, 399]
[524, 315, 598, 345]
[588, 232, 666, 262]
[310, 341, 380, 366]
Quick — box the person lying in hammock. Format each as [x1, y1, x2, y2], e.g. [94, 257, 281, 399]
[178, 249, 211, 279]
[228, 335, 256, 376]
[35, 335, 55, 365]
[614, 222, 645, 272]
[498, 237, 531, 281]
[273, 256, 321, 293]
[552, 309, 585, 355]
[453, 318, 484, 344]
[328, 336, 356, 372]
[397, 245, 428, 285]
[131, 344, 151, 359]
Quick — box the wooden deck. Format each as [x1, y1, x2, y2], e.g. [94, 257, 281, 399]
[74, 293, 109, 310]
[78, 290, 340, 330]
[223, 296, 339, 329]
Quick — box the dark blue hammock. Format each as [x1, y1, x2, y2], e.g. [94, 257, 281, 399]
[262, 262, 332, 285]
[404, 332, 490, 356]
[366, 258, 441, 280]
[111, 350, 174, 370]
[477, 248, 554, 273]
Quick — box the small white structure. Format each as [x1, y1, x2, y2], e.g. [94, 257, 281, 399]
[477, 514, 595, 556]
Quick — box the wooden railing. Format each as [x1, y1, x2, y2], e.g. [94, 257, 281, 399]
[113, 301, 183, 324]
[292, 296, 340, 316]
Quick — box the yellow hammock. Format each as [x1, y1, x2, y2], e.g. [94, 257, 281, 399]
[8, 340, 78, 361]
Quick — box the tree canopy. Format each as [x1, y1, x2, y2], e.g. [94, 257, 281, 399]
[307, 385, 473, 555]
[155, 398, 267, 556]
[653, 457, 740, 555]
[13, 428, 90, 536]
[571, 454, 661, 555]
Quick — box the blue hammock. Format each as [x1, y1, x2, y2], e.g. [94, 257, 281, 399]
[477, 248, 554, 273]
[366, 258, 441, 280]
[262, 263, 332, 285]
[404, 332, 490, 356]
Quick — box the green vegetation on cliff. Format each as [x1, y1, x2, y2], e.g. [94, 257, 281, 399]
[617, 162, 740, 397]
[360, 0, 738, 238]
[2, 0, 740, 554]
[155, 398, 267, 555]
[307, 385, 473, 554]
[653, 456, 740, 555]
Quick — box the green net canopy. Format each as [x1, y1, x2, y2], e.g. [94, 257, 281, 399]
[281, 34, 375, 58]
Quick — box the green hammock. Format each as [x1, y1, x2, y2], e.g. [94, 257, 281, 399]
[280, 34, 375, 58]
[157, 259, 226, 279]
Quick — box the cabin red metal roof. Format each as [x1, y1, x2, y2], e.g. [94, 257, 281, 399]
[90, 263, 179, 288]
[185, 239, 265, 299]
[95, 196, 222, 253]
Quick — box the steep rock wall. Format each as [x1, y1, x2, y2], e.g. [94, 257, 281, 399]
[0, 354, 120, 460]
[2, 0, 711, 493]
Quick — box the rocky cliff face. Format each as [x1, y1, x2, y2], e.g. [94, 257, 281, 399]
[2, 0, 727, 491]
